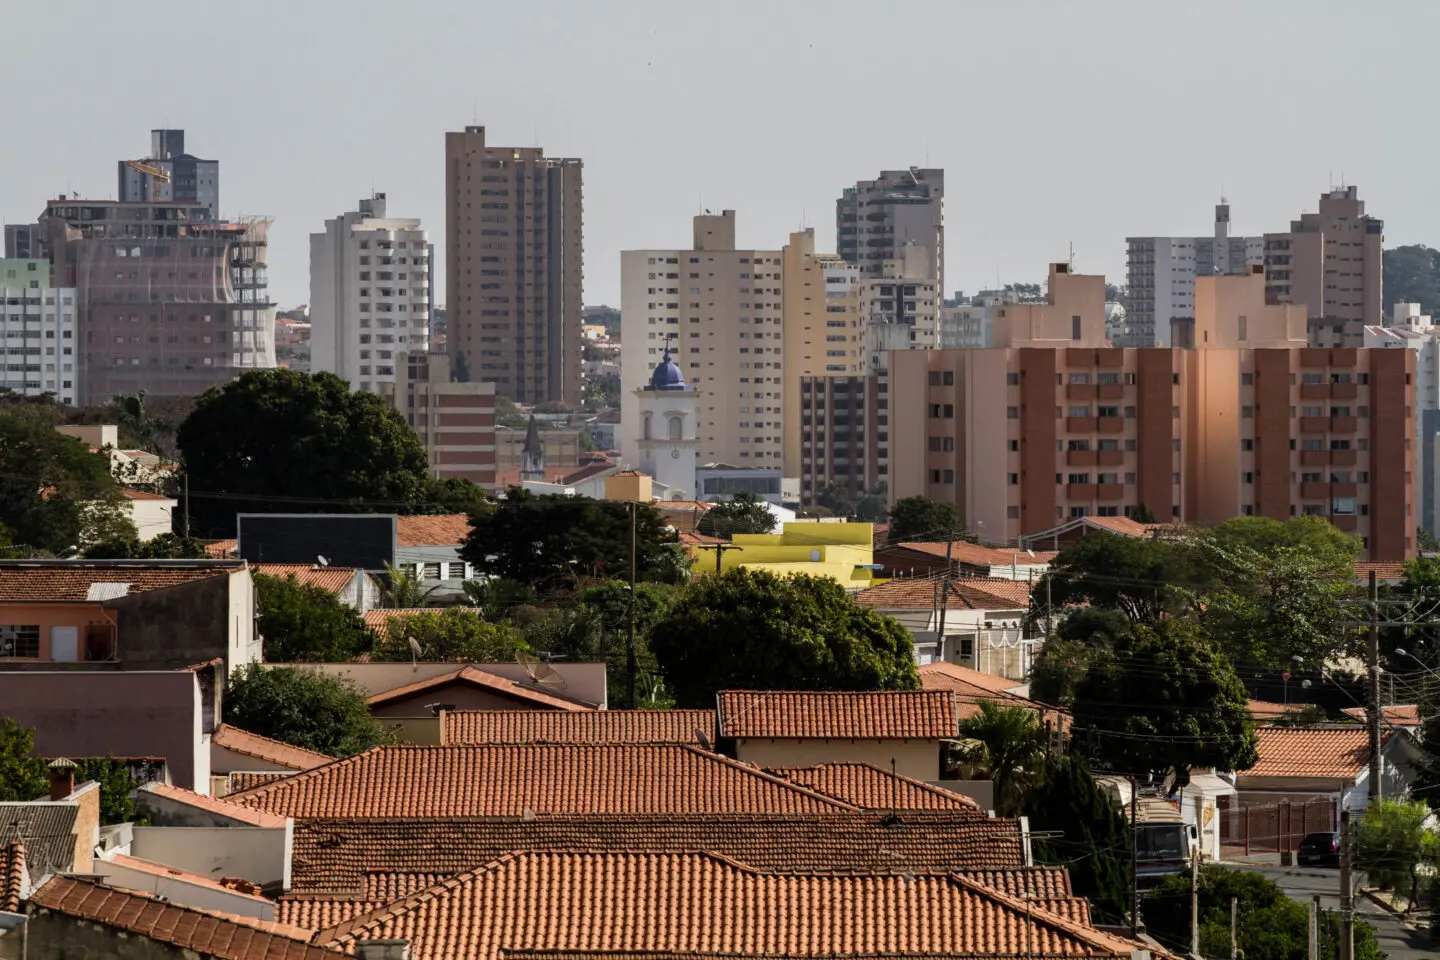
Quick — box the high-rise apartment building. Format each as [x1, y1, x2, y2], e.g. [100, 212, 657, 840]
[1123, 202, 1263, 347]
[309, 193, 429, 393]
[889, 264, 1414, 559]
[836, 168, 944, 291]
[0, 259, 78, 403]
[1364, 303, 1440, 535]
[8, 199, 275, 403]
[619, 211, 784, 468]
[858, 248, 940, 375]
[379, 353, 497, 487]
[117, 129, 220, 219]
[1265, 186, 1384, 349]
[444, 125, 583, 404]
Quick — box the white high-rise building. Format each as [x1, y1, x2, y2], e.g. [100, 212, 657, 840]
[0, 259, 77, 404]
[1365, 303, 1440, 535]
[309, 194, 429, 393]
[1123, 202, 1263, 347]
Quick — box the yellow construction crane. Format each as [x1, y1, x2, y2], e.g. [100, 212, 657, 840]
[125, 160, 171, 201]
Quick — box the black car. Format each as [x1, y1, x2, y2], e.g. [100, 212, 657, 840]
[1297, 831, 1341, 867]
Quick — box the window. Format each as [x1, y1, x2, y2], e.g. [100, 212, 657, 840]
[929, 438, 942, 452]
[1099, 439, 1119, 451]
[1069, 373, 1090, 385]
[1068, 405, 1090, 417]
[1006, 372, 1020, 386]
[1301, 472, 1322, 483]
[1332, 497, 1358, 516]
[1097, 406, 1119, 418]
[1241, 372, 1254, 386]
[943, 469, 955, 483]
[928, 372, 941, 386]
[943, 371, 954, 386]
[943, 404, 954, 418]
[1068, 473, 1090, 484]
[1071, 315, 1082, 340]
[1007, 473, 1019, 485]
[1008, 440, 1020, 452]
[1006, 406, 1019, 419]
[0, 624, 39, 658]
[1300, 437, 1323, 451]
[1067, 440, 1091, 451]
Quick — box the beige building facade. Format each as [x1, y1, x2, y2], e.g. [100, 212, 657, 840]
[444, 125, 583, 404]
[620, 211, 784, 469]
[380, 353, 496, 486]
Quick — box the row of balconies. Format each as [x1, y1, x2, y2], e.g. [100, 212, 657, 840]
[1299, 382, 1359, 400]
[1065, 482, 1126, 500]
[1065, 383, 1127, 401]
[1299, 416, 1358, 433]
[1065, 449, 1127, 467]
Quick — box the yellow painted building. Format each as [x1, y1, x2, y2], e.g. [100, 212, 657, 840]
[708, 522, 875, 588]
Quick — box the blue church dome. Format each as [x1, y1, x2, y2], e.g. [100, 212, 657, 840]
[647, 347, 688, 391]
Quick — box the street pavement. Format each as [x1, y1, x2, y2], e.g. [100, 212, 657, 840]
[1226, 862, 1432, 960]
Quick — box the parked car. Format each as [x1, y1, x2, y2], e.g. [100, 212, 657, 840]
[1297, 831, 1340, 867]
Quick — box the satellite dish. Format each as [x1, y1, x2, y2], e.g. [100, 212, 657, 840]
[517, 651, 567, 690]
[317, 555, 330, 567]
[695, 728, 714, 752]
[407, 636, 423, 671]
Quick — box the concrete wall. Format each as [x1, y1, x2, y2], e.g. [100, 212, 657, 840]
[109, 572, 253, 673]
[732, 738, 940, 782]
[129, 826, 292, 892]
[129, 499, 176, 541]
[1, 911, 194, 960]
[0, 672, 206, 792]
[94, 858, 276, 919]
[289, 660, 608, 708]
[209, 745, 295, 775]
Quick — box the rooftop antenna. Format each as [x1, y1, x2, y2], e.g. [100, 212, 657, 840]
[517, 651, 568, 691]
[1068, 241, 1075, 271]
[316, 555, 330, 567]
[407, 635, 423, 671]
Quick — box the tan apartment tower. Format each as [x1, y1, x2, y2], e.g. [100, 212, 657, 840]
[445, 126, 583, 405]
[619, 211, 784, 468]
[1265, 186, 1383, 349]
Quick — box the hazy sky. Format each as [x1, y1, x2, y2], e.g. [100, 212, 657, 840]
[3, 0, 1435, 311]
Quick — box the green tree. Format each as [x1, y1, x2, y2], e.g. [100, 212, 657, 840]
[462, 577, 539, 621]
[223, 665, 396, 757]
[1034, 532, 1194, 625]
[371, 608, 530, 662]
[1356, 798, 1436, 906]
[1383, 244, 1440, 317]
[1024, 753, 1131, 923]
[886, 495, 969, 543]
[1418, 526, 1440, 553]
[1145, 864, 1383, 960]
[254, 573, 374, 662]
[955, 702, 1047, 816]
[697, 491, 775, 538]
[0, 717, 46, 802]
[380, 562, 441, 609]
[650, 568, 918, 708]
[0, 412, 128, 553]
[175, 370, 435, 537]
[460, 488, 680, 589]
[1072, 619, 1257, 778]
[83, 532, 210, 560]
[854, 484, 889, 523]
[1027, 607, 1133, 706]
[73, 758, 144, 825]
[1199, 515, 1360, 583]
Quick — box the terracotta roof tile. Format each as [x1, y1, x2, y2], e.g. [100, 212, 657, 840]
[855, 577, 1032, 611]
[362, 608, 434, 638]
[367, 666, 593, 711]
[313, 851, 1146, 960]
[286, 811, 1024, 895]
[28, 876, 338, 960]
[207, 539, 239, 558]
[212, 724, 334, 771]
[1247, 700, 1303, 721]
[277, 897, 388, 930]
[0, 560, 240, 602]
[139, 782, 290, 828]
[918, 663, 1068, 728]
[1, 840, 23, 912]
[230, 744, 857, 820]
[1342, 704, 1421, 726]
[1245, 726, 1393, 779]
[717, 690, 957, 740]
[442, 710, 714, 745]
[253, 564, 362, 596]
[227, 772, 292, 794]
[396, 514, 471, 547]
[1354, 561, 1406, 582]
[121, 489, 174, 501]
[764, 763, 978, 811]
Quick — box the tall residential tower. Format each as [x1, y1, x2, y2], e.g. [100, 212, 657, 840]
[836, 168, 944, 292]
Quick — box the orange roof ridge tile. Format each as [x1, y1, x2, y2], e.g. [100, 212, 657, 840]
[717, 689, 957, 740]
[365, 666, 593, 712]
[212, 724, 334, 771]
[441, 709, 714, 746]
[140, 782, 289, 828]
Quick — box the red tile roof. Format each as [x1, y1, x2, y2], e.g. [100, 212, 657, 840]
[28, 876, 339, 960]
[212, 724, 334, 771]
[918, 663, 1065, 726]
[278, 897, 388, 930]
[717, 690, 957, 740]
[1247, 700, 1303, 721]
[441, 709, 714, 745]
[139, 782, 290, 828]
[1, 840, 23, 912]
[1244, 726, 1393, 779]
[312, 851, 1147, 960]
[854, 577, 1032, 611]
[206, 539, 238, 558]
[0, 561, 240, 602]
[1341, 704, 1421, 726]
[1354, 561, 1406, 583]
[253, 564, 363, 596]
[285, 810, 1025, 895]
[228, 744, 857, 819]
[121, 488, 174, 501]
[395, 514, 471, 547]
[226, 772, 291, 794]
[361, 608, 433, 637]
[367, 666, 593, 712]
[764, 763, 978, 811]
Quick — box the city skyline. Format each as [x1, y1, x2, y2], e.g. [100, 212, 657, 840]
[2, 0, 1433, 310]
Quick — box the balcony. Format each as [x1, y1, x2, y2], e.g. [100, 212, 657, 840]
[1330, 449, 1358, 467]
[1332, 515, 1359, 532]
[1065, 417, 1095, 433]
[1096, 483, 1124, 500]
[1300, 450, 1329, 466]
[1066, 384, 1096, 401]
[1066, 483, 1095, 498]
[1330, 416, 1357, 433]
[1300, 383, 1328, 401]
[1300, 482, 1329, 500]
[1331, 382, 1359, 401]
[1299, 417, 1329, 433]
[1097, 383, 1125, 400]
[1332, 482, 1358, 498]
[1067, 449, 1097, 467]
[1096, 417, 1125, 434]
[1097, 449, 1125, 467]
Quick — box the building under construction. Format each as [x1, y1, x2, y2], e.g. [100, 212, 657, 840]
[5, 199, 275, 404]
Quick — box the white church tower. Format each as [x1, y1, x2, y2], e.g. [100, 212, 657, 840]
[634, 346, 698, 500]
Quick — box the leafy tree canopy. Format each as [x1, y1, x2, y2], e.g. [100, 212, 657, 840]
[1034, 532, 1195, 625]
[956, 702, 1047, 816]
[650, 568, 918, 708]
[1072, 618, 1257, 778]
[1024, 753, 1131, 923]
[886, 495, 969, 543]
[697, 491, 775, 538]
[254, 573, 375, 662]
[73, 758, 146, 825]
[1355, 798, 1437, 899]
[1028, 608, 1134, 706]
[1383, 244, 1440, 318]
[1197, 516, 1359, 584]
[0, 717, 47, 802]
[460, 488, 680, 589]
[0, 412, 129, 553]
[223, 665, 396, 757]
[175, 370, 437, 537]
[371, 608, 530, 663]
[83, 532, 210, 560]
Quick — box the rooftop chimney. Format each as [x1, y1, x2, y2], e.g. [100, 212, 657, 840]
[48, 758, 77, 801]
[355, 941, 410, 960]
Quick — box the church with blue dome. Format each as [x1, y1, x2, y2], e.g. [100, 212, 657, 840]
[634, 346, 698, 499]
[644, 347, 688, 391]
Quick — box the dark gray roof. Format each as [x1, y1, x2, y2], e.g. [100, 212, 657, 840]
[0, 802, 78, 880]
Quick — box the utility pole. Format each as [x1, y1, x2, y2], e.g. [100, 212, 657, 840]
[1339, 809, 1354, 960]
[626, 501, 637, 710]
[1130, 776, 1140, 939]
[1366, 569, 1382, 800]
[1308, 895, 1321, 960]
[695, 542, 742, 575]
[184, 472, 191, 540]
[1190, 844, 1200, 960]
[1230, 896, 1238, 960]
[935, 534, 956, 645]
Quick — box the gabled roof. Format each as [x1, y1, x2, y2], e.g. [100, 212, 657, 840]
[366, 666, 592, 712]
[395, 514, 471, 547]
[918, 663, 1061, 725]
[1247, 699, 1303, 721]
[1341, 704, 1422, 727]
[1244, 726, 1394, 780]
[764, 763, 977, 810]
[228, 744, 857, 819]
[100, 854, 273, 905]
[28, 876, 339, 960]
[212, 724, 334, 771]
[253, 564, 364, 595]
[441, 709, 714, 745]
[0, 560, 242, 602]
[138, 782, 289, 828]
[1, 840, 24, 912]
[285, 810, 1024, 895]
[854, 577, 1031, 611]
[311, 851, 1147, 960]
[717, 690, 957, 740]
[0, 802, 78, 879]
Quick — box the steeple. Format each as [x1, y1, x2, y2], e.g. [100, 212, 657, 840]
[520, 415, 545, 482]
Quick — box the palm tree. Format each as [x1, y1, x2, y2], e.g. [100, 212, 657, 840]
[956, 701, 1049, 816]
[381, 562, 441, 609]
